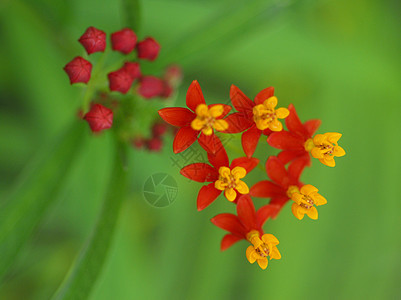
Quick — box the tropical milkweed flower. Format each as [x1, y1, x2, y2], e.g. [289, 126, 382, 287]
[111, 28, 137, 54]
[288, 184, 327, 220]
[158, 80, 231, 154]
[268, 104, 345, 167]
[180, 140, 258, 210]
[224, 85, 289, 157]
[211, 195, 281, 269]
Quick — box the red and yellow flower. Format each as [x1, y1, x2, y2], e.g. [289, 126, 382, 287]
[158, 80, 231, 154]
[180, 141, 258, 210]
[223, 85, 289, 157]
[211, 195, 281, 269]
[268, 104, 345, 167]
[288, 184, 327, 220]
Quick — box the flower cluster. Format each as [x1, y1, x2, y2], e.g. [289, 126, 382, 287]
[63, 26, 182, 153]
[159, 81, 345, 270]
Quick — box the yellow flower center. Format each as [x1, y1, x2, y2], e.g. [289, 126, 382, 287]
[290, 184, 327, 220]
[304, 138, 315, 152]
[310, 132, 346, 167]
[286, 185, 300, 198]
[245, 231, 281, 270]
[190, 104, 228, 135]
[252, 96, 289, 131]
[214, 166, 249, 202]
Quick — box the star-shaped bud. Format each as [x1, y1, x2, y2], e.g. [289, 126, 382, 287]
[108, 67, 134, 94]
[137, 37, 160, 61]
[63, 56, 92, 84]
[78, 27, 106, 55]
[111, 28, 137, 54]
[83, 104, 113, 133]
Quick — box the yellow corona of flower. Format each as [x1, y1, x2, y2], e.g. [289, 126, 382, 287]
[245, 230, 281, 270]
[215, 166, 249, 201]
[252, 96, 289, 131]
[289, 184, 327, 220]
[191, 104, 228, 135]
[308, 132, 345, 167]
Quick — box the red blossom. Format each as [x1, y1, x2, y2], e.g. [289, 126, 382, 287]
[108, 67, 134, 94]
[180, 140, 259, 211]
[225, 85, 276, 158]
[63, 56, 92, 84]
[123, 62, 141, 80]
[267, 104, 321, 165]
[138, 76, 165, 99]
[83, 104, 113, 133]
[158, 80, 231, 154]
[78, 26, 106, 55]
[211, 195, 280, 251]
[152, 122, 168, 137]
[111, 28, 137, 54]
[137, 37, 160, 61]
[250, 156, 304, 211]
[147, 137, 163, 152]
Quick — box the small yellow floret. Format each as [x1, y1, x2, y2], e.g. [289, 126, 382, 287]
[289, 184, 327, 220]
[215, 166, 249, 201]
[245, 230, 281, 270]
[309, 132, 345, 167]
[191, 104, 228, 135]
[252, 96, 289, 131]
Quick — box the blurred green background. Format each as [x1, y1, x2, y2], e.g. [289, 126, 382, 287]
[1, 0, 401, 299]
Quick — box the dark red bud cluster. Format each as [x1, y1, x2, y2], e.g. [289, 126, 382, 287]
[132, 122, 169, 152]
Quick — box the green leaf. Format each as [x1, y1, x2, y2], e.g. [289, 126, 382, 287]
[121, 0, 141, 32]
[52, 141, 128, 300]
[0, 122, 86, 282]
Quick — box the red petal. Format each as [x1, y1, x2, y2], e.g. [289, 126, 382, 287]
[229, 85, 254, 113]
[288, 155, 310, 182]
[173, 126, 198, 154]
[266, 156, 290, 188]
[286, 104, 308, 137]
[207, 138, 229, 170]
[209, 104, 232, 118]
[277, 150, 305, 165]
[270, 196, 289, 208]
[254, 87, 274, 105]
[250, 180, 284, 198]
[221, 234, 243, 251]
[236, 195, 257, 231]
[256, 204, 281, 228]
[210, 213, 246, 237]
[198, 133, 221, 154]
[158, 107, 195, 127]
[230, 157, 259, 174]
[267, 131, 304, 150]
[241, 124, 262, 158]
[223, 113, 253, 133]
[186, 80, 205, 112]
[304, 119, 321, 137]
[197, 183, 221, 211]
[180, 163, 218, 182]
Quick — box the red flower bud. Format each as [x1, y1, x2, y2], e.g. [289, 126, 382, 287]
[108, 68, 134, 94]
[111, 28, 137, 54]
[83, 104, 113, 133]
[123, 62, 141, 80]
[164, 65, 182, 85]
[138, 76, 164, 99]
[78, 26, 106, 55]
[152, 122, 168, 137]
[147, 137, 163, 152]
[161, 83, 173, 99]
[132, 136, 145, 149]
[63, 56, 92, 84]
[137, 37, 160, 61]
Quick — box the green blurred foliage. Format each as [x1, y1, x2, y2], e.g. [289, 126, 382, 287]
[0, 0, 400, 299]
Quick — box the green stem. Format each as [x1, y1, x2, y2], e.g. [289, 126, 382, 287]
[52, 141, 128, 300]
